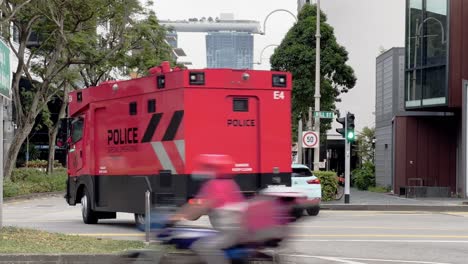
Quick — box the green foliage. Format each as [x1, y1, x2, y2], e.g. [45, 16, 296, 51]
[270, 4, 356, 137]
[74, 1, 174, 87]
[368, 186, 391, 193]
[313, 171, 337, 201]
[3, 168, 67, 198]
[0, 227, 145, 253]
[352, 162, 376, 190]
[19, 159, 63, 169]
[17, 144, 41, 167]
[356, 126, 375, 163]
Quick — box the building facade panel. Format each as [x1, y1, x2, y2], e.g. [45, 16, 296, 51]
[375, 125, 393, 187]
[448, 0, 468, 108]
[394, 116, 457, 194]
[206, 32, 253, 69]
[375, 48, 405, 188]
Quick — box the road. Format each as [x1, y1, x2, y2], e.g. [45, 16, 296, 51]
[3, 194, 468, 264]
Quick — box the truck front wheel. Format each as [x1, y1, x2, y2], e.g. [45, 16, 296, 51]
[81, 188, 98, 224]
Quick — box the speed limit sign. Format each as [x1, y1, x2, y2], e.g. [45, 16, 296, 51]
[302, 131, 319, 148]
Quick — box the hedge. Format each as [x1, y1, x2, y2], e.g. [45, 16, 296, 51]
[20, 159, 63, 169]
[352, 162, 376, 190]
[313, 171, 338, 201]
[3, 168, 67, 198]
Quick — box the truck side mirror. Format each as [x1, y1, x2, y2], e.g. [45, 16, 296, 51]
[57, 118, 71, 148]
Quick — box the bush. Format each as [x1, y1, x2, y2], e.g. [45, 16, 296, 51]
[368, 186, 391, 193]
[313, 171, 338, 201]
[21, 160, 63, 169]
[3, 168, 67, 198]
[352, 162, 376, 190]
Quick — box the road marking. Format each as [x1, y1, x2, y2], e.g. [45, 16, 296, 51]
[279, 254, 452, 264]
[291, 225, 468, 231]
[70, 233, 145, 237]
[288, 239, 468, 243]
[65, 233, 468, 240]
[293, 234, 468, 238]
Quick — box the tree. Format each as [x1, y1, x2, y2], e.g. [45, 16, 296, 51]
[39, 2, 174, 173]
[356, 126, 375, 164]
[270, 4, 356, 138]
[0, 0, 166, 178]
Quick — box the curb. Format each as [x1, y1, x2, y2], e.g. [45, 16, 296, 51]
[321, 204, 468, 211]
[0, 253, 273, 264]
[4, 192, 65, 203]
[0, 254, 120, 264]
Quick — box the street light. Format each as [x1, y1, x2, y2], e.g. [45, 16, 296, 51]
[262, 9, 297, 35]
[253, 44, 278, 65]
[313, 0, 321, 171]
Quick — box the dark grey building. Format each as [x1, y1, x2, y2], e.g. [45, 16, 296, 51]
[375, 48, 405, 187]
[206, 32, 253, 69]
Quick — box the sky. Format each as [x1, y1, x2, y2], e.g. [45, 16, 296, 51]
[150, 0, 406, 132]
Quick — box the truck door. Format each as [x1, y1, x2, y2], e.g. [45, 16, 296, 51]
[226, 96, 260, 189]
[68, 117, 85, 174]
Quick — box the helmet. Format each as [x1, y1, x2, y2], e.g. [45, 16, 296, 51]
[193, 154, 235, 179]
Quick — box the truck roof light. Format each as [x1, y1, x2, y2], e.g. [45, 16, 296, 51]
[272, 74, 287, 88]
[189, 72, 205, 85]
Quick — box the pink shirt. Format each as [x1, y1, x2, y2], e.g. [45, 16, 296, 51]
[196, 179, 245, 209]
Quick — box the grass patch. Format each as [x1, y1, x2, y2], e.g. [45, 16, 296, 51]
[0, 227, 145, 254]
[368, 186, 391, 193]
[3, 168, 67, 198]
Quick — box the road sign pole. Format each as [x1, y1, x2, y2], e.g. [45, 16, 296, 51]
[297, 118, 303, 164]
[344, 113, 350, 204]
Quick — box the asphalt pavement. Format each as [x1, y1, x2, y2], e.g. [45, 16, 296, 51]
[323, 188, 468, 211]
[3, 194, 468, 263]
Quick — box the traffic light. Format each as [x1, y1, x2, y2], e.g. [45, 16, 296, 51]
[336, 115, 346, 138]
[346, 112, 355, 142]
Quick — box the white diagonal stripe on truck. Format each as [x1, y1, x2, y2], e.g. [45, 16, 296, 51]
[174, 140, 185, 164]
[151, 142, 177, 174]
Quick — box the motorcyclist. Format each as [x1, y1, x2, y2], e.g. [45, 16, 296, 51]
[169, 154, 246, 264]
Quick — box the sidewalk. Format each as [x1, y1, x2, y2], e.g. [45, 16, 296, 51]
[321, 188, 468, 211]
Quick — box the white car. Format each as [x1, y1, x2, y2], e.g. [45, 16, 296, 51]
[291, 163, 322, 216]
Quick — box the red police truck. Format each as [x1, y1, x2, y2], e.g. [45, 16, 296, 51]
[60, 62, 292, 224]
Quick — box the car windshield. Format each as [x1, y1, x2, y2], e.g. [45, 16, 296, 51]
[292, 168, 313, 177]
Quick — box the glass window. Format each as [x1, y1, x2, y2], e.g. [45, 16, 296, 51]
[148, 99, 156, 113]
[71, 118, 84, 143]
[423, 0, 447, 67]
[422, 66, 446, 102]
[129, 102, 137, 115]
[405, 0, 448, 108]
[406, 0, 423, 69]
[406, 70, 422, 105]
[233, 98, 248, 112]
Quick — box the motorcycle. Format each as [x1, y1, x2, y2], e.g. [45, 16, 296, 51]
[124, 187, 307, 264]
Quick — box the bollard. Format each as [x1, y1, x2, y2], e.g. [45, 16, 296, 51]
[145, 190, 151, 243]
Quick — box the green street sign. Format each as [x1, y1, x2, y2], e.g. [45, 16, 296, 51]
[314, 111, 334, 119]
[0, 38, 10, 99]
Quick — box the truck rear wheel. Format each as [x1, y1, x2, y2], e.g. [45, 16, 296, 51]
[81, 188, 98, 224]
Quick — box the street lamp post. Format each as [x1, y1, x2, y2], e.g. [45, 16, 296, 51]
[262, 9, 298, 35]
[253, 44, 279, 66]
[313, 0, 321, 171]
